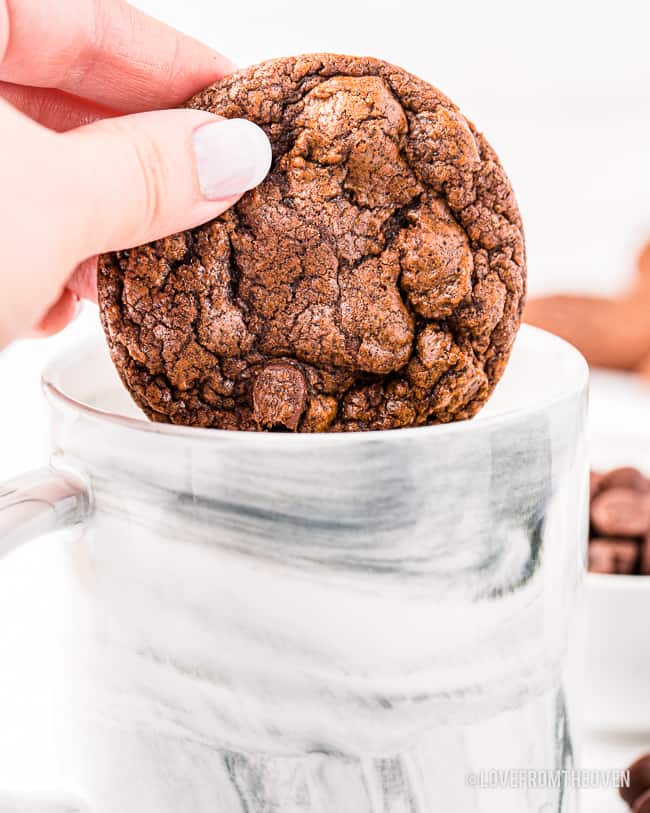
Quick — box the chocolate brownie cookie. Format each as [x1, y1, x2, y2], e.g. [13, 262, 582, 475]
[98, 54, 526, 432]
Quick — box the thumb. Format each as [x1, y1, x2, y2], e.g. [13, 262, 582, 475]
[60, 109, 272, 258]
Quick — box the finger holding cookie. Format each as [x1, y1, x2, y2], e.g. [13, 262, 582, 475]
[0, 0, 272, 347]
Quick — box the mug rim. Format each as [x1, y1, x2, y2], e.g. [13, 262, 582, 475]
[41, 324, 589, 446]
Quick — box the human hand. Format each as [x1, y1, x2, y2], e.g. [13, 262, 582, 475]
[0, 0, 272, 348]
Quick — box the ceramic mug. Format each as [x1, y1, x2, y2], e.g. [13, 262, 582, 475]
[0, 324, 588, 813]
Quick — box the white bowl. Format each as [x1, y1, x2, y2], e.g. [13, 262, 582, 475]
[585, 369, 650, 732]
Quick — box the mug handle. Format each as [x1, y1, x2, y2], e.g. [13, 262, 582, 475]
[0, 790, 90, 811]
[0, 466, 90, 555]
[0, 470, 92, 810]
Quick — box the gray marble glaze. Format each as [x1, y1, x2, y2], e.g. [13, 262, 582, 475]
[1, 326, 589, 812]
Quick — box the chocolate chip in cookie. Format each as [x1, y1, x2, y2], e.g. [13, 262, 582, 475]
[98, 54, 526, 432]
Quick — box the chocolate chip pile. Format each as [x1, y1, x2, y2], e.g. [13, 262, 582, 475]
[589, 467, 650, 574]
[621, 753, 650, 812]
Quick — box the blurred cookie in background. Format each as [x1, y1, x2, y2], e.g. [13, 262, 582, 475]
[525, 240, 650, 372]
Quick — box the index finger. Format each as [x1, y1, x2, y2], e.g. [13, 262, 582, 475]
[0, 0, 234, 112]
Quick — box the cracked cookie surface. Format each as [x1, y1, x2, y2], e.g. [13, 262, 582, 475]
[98, 54, 526, 432]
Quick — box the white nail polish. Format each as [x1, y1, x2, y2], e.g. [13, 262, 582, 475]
[192, 118, 272, 200]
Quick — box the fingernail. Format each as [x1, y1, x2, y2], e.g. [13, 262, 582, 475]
[192, 118, 272, 200]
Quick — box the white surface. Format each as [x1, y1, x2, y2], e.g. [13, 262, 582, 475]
[582, 732, 649, 813]
[1, 0, 650, 806]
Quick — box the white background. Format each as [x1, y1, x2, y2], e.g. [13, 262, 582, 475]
[1, 0, 650, 808]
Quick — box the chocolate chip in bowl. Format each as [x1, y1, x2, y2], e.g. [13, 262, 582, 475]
[588, 467, 650, 573]
[590, 483, 650, 541]
[588, 538, 639, 575]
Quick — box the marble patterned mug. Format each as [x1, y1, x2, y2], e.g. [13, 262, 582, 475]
[0, 324, 588, 812]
